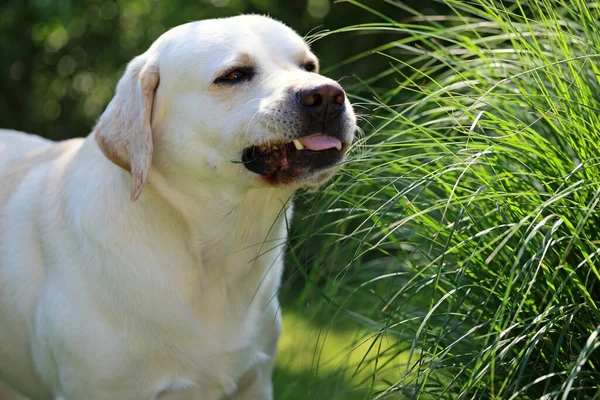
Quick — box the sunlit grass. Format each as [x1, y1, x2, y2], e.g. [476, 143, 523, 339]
[275, 308, 408, 400]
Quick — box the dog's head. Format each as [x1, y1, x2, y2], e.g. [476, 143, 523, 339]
[94, 15, 356, 200]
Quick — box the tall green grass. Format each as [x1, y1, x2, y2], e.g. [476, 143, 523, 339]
[282, 0, 600, 398]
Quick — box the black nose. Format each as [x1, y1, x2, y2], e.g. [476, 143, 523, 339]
[298, 82, 346, 110]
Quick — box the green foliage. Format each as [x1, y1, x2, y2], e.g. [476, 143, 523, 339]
[287, 0, 600, 398]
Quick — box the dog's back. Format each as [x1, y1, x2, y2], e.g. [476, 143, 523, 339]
[0, 129, 53, 170]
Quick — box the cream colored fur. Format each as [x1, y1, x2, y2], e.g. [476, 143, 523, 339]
[0, 15, 355, 400]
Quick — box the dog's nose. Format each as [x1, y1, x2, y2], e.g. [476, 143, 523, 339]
[298, 83, 345, 111]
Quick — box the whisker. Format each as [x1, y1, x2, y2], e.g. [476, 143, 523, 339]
[303, 25, 324, 40]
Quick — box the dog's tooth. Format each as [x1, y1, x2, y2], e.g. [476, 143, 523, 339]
[292, 139, 304, 150]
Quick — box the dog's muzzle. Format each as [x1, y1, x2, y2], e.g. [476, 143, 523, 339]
[242, 82, 351, 185]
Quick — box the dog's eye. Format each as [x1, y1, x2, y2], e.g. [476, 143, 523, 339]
[223, 70, 245, 80]
[303, 62, 317, 73]
[217, 67, 254, 84]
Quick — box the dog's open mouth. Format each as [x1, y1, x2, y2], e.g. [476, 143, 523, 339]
[242, 134, 346, 184]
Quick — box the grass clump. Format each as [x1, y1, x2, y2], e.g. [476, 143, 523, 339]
[283, 0, 600, 398]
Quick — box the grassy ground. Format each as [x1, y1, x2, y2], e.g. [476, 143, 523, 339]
[274, 304, 408, 400]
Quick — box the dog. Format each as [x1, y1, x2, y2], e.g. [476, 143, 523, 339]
[0, 14, 355, 400]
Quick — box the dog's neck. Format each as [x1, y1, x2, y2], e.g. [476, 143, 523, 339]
[148, 167, 295, 274]
[72, 136, 295, 278]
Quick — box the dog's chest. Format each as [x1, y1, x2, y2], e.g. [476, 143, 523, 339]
[132, 251, 279, 399]
[67, 192, 291, 398]
[143, 208, 287, 397]
[190, 201, 289, 318]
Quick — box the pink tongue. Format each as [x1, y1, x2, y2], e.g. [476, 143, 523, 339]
[299, 135, 342, 151]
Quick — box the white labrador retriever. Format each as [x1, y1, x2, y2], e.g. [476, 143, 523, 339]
[0, 15, 355, 400]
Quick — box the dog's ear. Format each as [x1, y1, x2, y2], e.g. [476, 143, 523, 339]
[94, 54, 159, 201]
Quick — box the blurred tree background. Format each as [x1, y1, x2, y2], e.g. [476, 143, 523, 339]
[0, 0, 437, 140]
